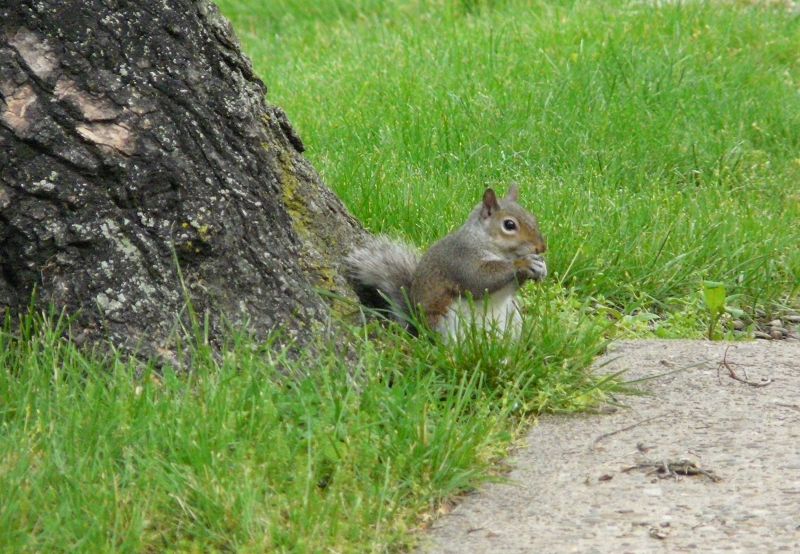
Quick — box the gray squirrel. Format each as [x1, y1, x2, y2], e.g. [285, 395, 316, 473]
[344, 185, 547, 340]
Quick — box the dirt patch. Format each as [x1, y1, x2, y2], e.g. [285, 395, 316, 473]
[422, 339, 800, 553]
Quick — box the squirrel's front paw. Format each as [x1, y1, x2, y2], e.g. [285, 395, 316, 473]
[524, 254, 547, 281]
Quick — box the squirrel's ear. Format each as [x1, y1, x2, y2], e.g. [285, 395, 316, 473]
[481, 188, 500, 218]
[505, 183, 519, 202]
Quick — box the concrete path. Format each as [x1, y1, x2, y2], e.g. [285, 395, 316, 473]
[422, 339, 800, 553]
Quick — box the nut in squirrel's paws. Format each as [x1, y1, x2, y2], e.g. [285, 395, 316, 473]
[525, 254, 547, 281]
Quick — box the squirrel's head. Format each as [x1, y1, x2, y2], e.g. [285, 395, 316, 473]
[477, 185, 546, 257]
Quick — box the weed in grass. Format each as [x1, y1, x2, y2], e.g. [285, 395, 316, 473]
[702, 280, 727, 340]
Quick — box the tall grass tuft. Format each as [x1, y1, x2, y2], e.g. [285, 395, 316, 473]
[0, 290, 613, 552]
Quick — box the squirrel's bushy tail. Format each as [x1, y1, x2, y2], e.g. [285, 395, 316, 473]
[343, 235, 420, 325]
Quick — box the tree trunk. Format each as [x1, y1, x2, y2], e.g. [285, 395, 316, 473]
[0, 0, 364, 357]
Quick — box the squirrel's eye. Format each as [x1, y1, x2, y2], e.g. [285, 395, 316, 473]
[502, 219, 517, 231]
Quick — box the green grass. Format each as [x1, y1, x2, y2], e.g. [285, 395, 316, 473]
[0, 290, 614, 552]
[3, 0, 800, 551]
[221, 0, 800, 316]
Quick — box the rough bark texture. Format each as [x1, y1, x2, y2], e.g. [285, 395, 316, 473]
[0, 0, 364, 357]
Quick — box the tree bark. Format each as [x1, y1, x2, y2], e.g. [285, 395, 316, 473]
[0, 0, 364, 357]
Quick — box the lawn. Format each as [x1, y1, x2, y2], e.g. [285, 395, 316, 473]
[1, 0, 798, 552]
[224, 0, 800, 319]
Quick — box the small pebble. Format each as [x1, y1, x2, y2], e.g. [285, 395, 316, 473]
[769, 319, 783, 328]
[770, 329, 785, 340]
[785, 314, 800, 324]
[754, 331, 772, 340]
[649, 526, 669, 540]
[733, 320, 746, 330]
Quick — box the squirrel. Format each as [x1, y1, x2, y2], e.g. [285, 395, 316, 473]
[344, 185, 547, 340]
